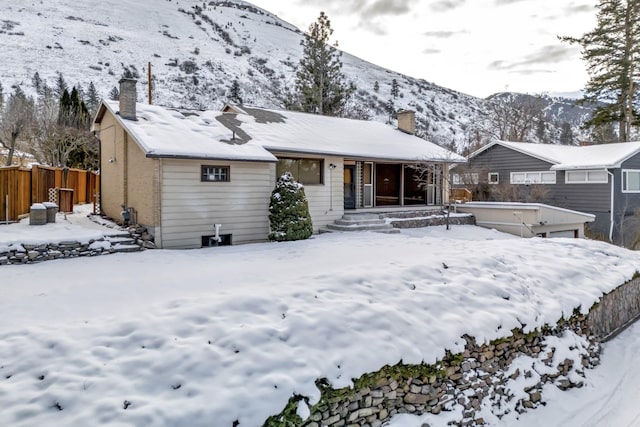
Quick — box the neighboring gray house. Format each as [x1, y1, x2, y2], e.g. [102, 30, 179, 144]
[458, 140, 640, 246]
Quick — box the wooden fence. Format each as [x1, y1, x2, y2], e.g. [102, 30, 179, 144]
[0, 165, 99, 222]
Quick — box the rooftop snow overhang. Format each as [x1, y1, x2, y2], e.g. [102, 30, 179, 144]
[265, 146, 466, 164]
[550, 164, 616, 171]
[461, 201, 596, 221]
[144, 152, 277, 162]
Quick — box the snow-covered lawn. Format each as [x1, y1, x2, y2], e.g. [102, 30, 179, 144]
[0, 204, 122, 252]
[1, 215, 640, 426]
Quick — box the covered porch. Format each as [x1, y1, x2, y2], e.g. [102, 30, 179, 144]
[342, 160, 446, 210]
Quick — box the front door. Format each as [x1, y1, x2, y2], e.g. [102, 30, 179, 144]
[376, 164, 401, 206]
[344, 165, 356, 209]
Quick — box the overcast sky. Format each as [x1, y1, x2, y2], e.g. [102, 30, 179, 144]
[249, 0, 597, 99]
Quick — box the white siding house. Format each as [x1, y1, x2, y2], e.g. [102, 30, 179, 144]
[159, 160, 275, 248]
[93, 79, 464, 249]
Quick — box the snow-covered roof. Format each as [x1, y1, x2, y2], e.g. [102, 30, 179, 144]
[460, 201, 596, 220]
[469, 140, 640, 170]
[95, 101, 465, 164]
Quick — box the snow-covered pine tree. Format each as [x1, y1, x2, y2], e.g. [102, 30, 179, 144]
[561, 0, 640, 142]
[228, 79, 243, 104]
[74, 83, 85, 101]
[54, 72, 68, 98]
[391, 79, 399, 98]
[385, 98, 395, 124]
[86, 82, 100, 114]
[32, 72, 43, 95]
[109, 86, 119, 101]
[268, 172, 313, 242]
[292, 12, 353, 116]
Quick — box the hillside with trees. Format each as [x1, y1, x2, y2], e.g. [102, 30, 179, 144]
[0, 0, 606, 167]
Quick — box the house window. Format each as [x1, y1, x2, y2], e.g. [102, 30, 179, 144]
[201, 165, 230, 182]
[276, 158, 323, 185]
[623, 169, 640, 192]
[201, 234, 232, 247]
[488, 172, 499, 184]
[510, 171, 556, 184]
[451, 172, 478, 185]
[565, 169, 608, 184]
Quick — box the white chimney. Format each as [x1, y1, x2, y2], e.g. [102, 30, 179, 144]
[397, 110, 416, 135]
[119, 78, 137, 121]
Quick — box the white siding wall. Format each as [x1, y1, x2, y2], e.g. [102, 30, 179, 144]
[303, 156, 344, 231]
[159, 159, 274, 248]
[271, 153, 344, 232]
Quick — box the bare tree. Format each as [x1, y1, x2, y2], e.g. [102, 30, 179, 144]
[484, 94, 546, 142]
[490, 182, 550, 203]
[28, 118, 87, 168]
[29, 87, 95, 169]
[450, 163, 491, 201]
[408, 152, 465, 230]
[0, 87, 35, 166]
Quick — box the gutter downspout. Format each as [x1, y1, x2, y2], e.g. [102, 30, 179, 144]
[608, 170, 614, 242]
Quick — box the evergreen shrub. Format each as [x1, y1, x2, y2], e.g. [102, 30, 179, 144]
[268, 172, 313, 242]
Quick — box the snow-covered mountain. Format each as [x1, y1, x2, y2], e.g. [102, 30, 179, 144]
[0, 0, 591, 151]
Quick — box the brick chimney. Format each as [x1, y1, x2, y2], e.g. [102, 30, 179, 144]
[397, 110, 415, 135]
[118, 78, 137, 120]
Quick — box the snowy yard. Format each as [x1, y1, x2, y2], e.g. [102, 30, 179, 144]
[1, 212, 640, 426]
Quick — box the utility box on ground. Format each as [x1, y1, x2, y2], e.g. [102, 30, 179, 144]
[43, 202, 58, 223]
[29, 203, 47, 225]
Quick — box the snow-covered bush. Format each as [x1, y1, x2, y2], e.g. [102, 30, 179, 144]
[268, 172, 313, 242]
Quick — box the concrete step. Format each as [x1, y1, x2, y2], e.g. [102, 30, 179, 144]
[104, 231, 133, 239]
[379, 210, 445, 219]
[326, 223, 399, 233]
[113, 244, 143, 253]
[341, 213, 382, 221]
[334, 218, 386, 226]
[105, 236, 136, 245]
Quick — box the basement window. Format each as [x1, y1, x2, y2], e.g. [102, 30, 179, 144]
[201, 165, 230, 182]
[201, 234, 232, 247]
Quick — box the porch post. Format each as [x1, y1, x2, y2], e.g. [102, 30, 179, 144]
[400, 163, 405, 206]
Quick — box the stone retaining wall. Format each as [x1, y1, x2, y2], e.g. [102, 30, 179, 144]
[299, 321, 596, 427]
[0, 224, 153, 266]
[268, 276, 640, 427]
[384, 213, 475, 229]
[0, 238, 119, 265]
[588, 277, 640, 341]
